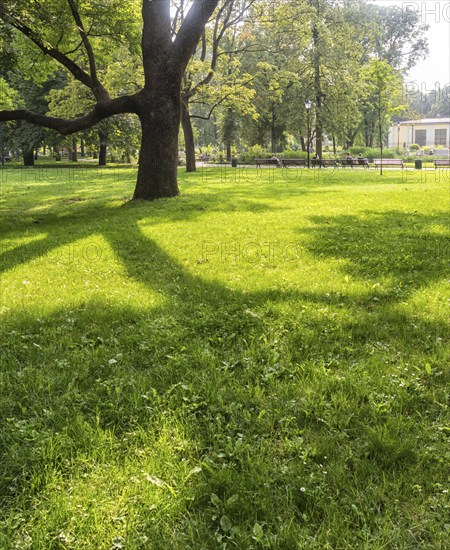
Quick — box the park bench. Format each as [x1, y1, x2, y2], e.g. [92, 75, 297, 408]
[373, 159, 404, 168]
[280, 158, 306, 168]
[340, 158, 355, 167]
[433, 159, 450, 168]
[357, 158, 370, 168]
[312, 158, 338, 168]
[340, 158, 370, 168]
[255, 158, 279, 167]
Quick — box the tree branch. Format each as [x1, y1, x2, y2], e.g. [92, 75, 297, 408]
[2, 12, 109, 101]
[189, 76, 256, 119]
[62, 41, 84, 56]
[183, 0, 236, 101]
[174, 0, 220, 72]
[66, 0, 100, 85]
[0, 95, 139, 135]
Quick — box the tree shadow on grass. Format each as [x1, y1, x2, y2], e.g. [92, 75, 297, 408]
[2, 206, 448, 424]
[0, 186, 291, 276]
[301, 210, 449, 294]
[1, 205, 449, 547]
[1, 164, 337, 233]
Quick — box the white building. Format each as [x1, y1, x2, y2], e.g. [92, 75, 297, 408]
[388, 118, 450, 149]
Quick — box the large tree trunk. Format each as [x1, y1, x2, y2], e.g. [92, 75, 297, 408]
[99, 143, 107, 165]
[71, 138, 78, 162]
[181, 102, 196, 172]
[23, 149, 34, 166]
[133, 89, 181, 200]
[98, 128, 108, 166]
[226, 143, 232, 162]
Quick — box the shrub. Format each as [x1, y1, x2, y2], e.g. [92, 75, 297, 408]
[409, 143, 420, 151]
[348, 147, 399, 161]
[279, 149, 308, 159]
[349, 147, 439, 162]
[238, 145, 271, 163]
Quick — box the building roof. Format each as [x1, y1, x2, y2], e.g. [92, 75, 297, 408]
[399, 118, 450, 125]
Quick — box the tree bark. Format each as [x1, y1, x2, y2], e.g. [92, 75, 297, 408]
[23, 149, 34, 166]
[72, 137, 78, 161]
[99, 143, 107, 166]
[226, 143, 232, 162]
[133, 88, 181, 200]
[98, 128, 108, 166]
[181, 102, 196, 172]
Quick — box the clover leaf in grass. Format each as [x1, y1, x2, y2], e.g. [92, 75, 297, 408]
[220, 514, 232, 532]
[253, 522, 264, 541]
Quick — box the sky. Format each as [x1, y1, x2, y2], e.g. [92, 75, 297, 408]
[370, 0, 450, 93]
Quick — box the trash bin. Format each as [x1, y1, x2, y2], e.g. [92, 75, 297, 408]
[415, 159, 422, 170]
[231, 158, 238, 168]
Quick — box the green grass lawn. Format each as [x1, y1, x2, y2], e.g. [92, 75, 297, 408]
[1, 165, 449, 549]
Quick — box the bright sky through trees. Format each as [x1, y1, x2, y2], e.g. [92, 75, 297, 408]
[370, 0, 450, 92]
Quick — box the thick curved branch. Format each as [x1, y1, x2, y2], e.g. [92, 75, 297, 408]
[2, 12, 109, 101]
[0, 95, 139, 136]
[174, 0, 220, 72]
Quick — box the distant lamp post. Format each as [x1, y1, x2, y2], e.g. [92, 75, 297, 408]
[305, 100, 312, 168]
[397, 122, 400, 150]
[410, 122, 414, 146]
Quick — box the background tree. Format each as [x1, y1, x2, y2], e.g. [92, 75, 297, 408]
[180, 0, 257, 170]
[0, 76, 18, 162]
[8, 75, 64, 165]
[357, 2, 429, 72]
[362, 59, 406, 171]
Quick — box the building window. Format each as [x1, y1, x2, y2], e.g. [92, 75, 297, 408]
[435, 129, 447, 146]
[415, 129, 426, 146]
